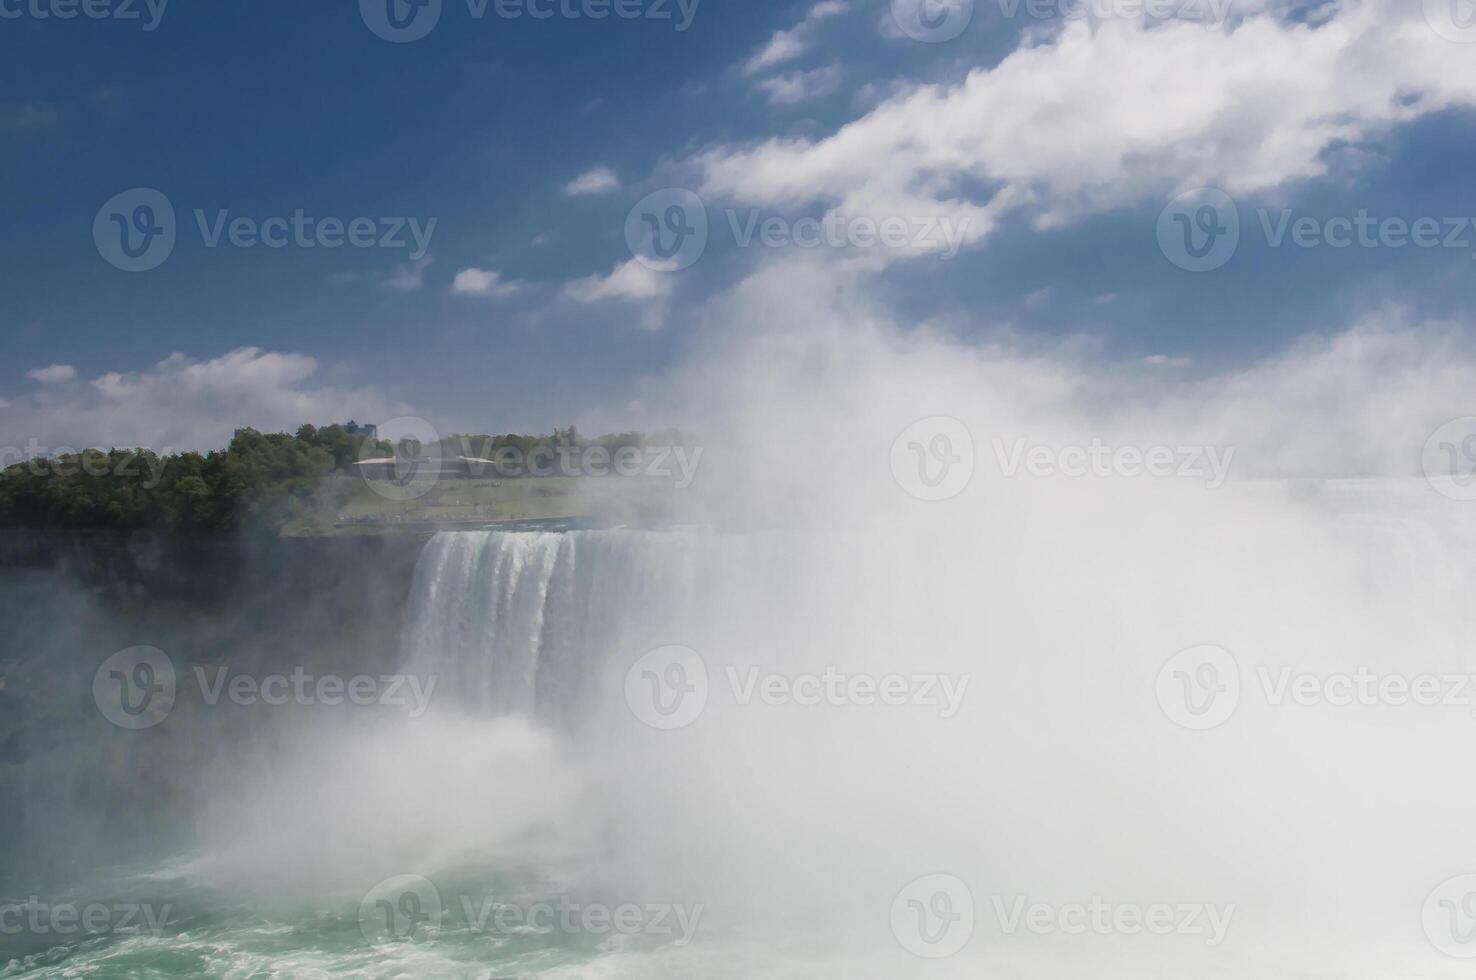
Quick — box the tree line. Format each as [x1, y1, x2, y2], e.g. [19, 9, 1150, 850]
[0, 424, 685, 534]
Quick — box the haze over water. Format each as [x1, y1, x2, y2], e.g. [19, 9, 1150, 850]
[7, 310, 1476, 977]
[7, 1, 1476, 975]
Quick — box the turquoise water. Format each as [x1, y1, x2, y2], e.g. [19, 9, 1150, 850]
[1, 859, 704, 978]
[11, 511, 1476, 980]
[0, 530, 727, 979]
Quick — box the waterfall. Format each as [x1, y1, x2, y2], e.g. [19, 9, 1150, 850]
[399, 529, 725, 728]
[400, 532, 564, 716]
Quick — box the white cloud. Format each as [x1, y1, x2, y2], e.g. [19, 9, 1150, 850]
[27, 364, 76, 384]
[701, 3, 1476, 261]
[745, 30, 808, 75]
[1022, 287, 1053, 310]
[563, 166, 621, 196]
[451, 267, 527, 299]
[0, 348, 411, 453]
[385, 255, 433, 292]
[743, 0, 848, 74]
[563, 258, 676, 304]
[637, 257, 1476, 501]
[756, 65, 844, 105]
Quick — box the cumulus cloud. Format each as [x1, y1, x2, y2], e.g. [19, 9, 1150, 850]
[450, 267, 527, 298]
[0, 348, 411, 453]
[700, 2, 1476, 261]
[604, 257, 1476, 526]
[27, 364, 77, 384]
[756, 65, 844, 105]
[562, 259, 676, 304]
[743, 0, 848, 74]
[563, 166, 621, 196]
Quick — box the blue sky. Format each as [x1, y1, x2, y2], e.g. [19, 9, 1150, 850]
[3, 0, 1476, 448]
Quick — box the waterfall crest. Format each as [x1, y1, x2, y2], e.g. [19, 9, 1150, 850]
[399, 529, 720, 727]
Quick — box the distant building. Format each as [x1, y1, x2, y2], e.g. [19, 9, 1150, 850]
[344, 420, 379, 440]
[354, 456, 499, 482]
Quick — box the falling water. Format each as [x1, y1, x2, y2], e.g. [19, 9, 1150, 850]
[398, 528, 748, 733]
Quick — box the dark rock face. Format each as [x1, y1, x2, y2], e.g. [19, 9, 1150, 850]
[0, 530, 432, 882]
[0, 528, 429, 605]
